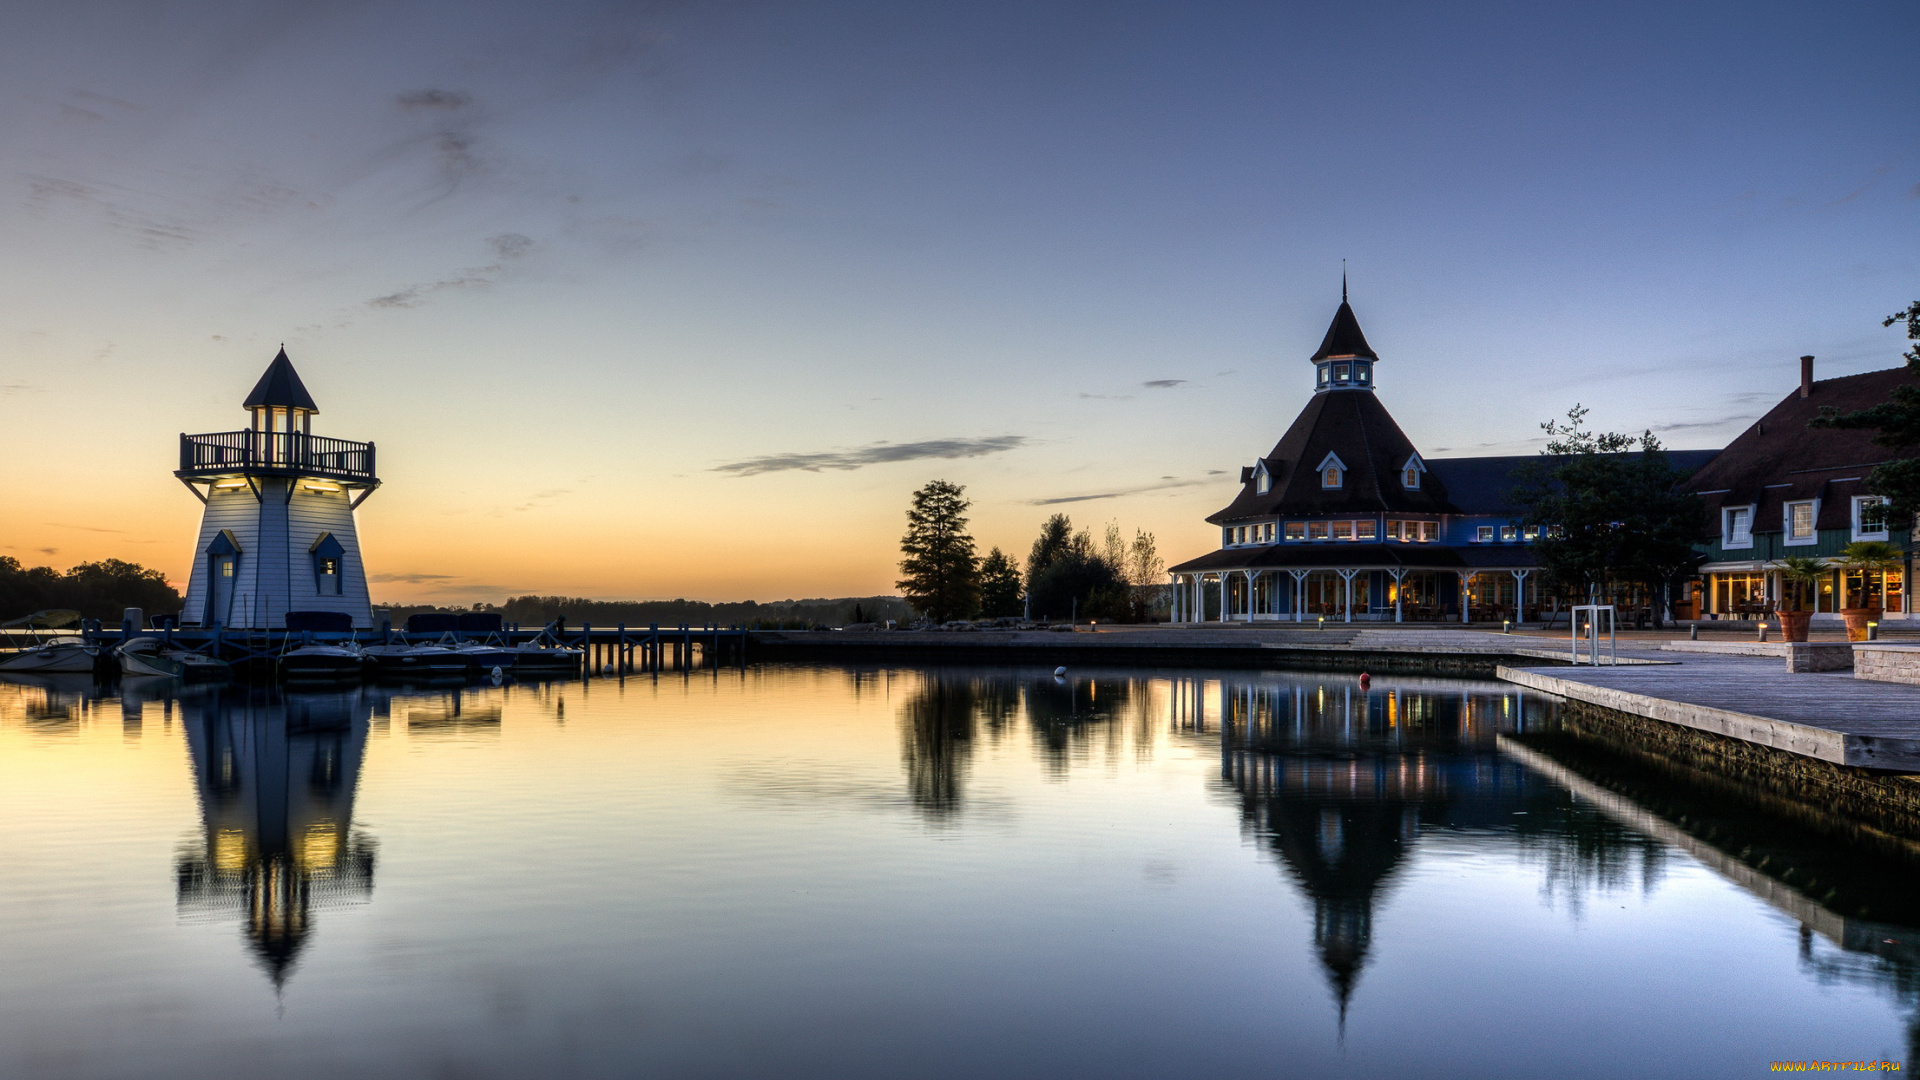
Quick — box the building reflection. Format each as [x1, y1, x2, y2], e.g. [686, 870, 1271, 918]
[172, 683, 376, 988]
[1503, 725, 1920, 1059]
[1196, 674, 1561, 1026]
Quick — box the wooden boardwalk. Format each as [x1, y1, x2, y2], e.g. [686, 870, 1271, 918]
[1499, 652, 1920, 771]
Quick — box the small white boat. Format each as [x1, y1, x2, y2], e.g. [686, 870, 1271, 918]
[0, 639, 102, 674]
[115, 637, 231, 680]
[281, 642, 365, 681]
[361, 642, 467, 675]
[509, 642, 584, 675]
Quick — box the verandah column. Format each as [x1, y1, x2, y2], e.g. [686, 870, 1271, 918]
[1511, 570, 1530, 625]
[1338, 569, 1358, 623]
[1458, 571, 1474, 624]
[1390, 568, 1407, 623]
[1290, 569, 1309, 623]
[1243, 569, 1258, 623]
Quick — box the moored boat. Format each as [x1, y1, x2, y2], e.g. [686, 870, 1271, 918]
[116, 637, 231, 680]
[0, 639, 103, 674]
[361, 642, 467, 675]
[281, 642, 365, 681]
[508, 641, 584, 675]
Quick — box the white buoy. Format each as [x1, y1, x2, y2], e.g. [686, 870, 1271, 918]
[491, 666, 504, 679]
[1054, 666, 1067, 677]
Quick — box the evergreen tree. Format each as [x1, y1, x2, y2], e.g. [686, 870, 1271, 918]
[1509, 406, 1704, 618]
[1810, 301, 1920, 520]
[977, 547, 1023, 617]
[1021, 514, 1127, 621]
[1025, 513, 1075, 582]
[897, 480, 980, 622]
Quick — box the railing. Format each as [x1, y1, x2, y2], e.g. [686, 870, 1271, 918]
[178, 431, 377, 482]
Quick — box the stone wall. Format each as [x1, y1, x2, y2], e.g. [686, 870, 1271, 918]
[1854, 645, 1920, 685]
[1548, 698, 1920, 841]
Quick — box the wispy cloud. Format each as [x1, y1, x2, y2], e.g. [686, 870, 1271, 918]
[396, 89, 472, 112]
[715, 436, 1029, 476]
[1028, 477, 1207, 505]
[370, 571, 457, 584]
[44, 523, 124, 533]
[369, 266, 497, 308]
[1141, 379, 1187, 389]
[1, 383, 44, 394]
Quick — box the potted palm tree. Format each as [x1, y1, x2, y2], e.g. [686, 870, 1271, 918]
[1771, 555, 1826, 642]
[1838, 540, 1903, 641]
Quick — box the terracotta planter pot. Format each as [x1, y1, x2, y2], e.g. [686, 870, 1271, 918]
[1842, 606, 1883, 642]
[1776, 611, 1812, 643]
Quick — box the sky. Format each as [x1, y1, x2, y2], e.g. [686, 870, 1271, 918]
[0, 0, 1915, 604]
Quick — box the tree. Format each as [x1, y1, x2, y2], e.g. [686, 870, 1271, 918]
[1509, 405, 1705, 620]
[897, 480, 979, 623]
[1809, 301, 1920, 520]
[1021, 514, 1126, 622]
[1123, 528, 1166, 621]
[0, 556, 181, 623]
[977, 548, 1023, 617]
[1025, 514, 1075, 583]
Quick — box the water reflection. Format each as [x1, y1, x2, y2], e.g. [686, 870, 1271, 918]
[171, 684, 375, 988]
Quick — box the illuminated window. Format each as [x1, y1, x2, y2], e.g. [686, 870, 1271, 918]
[1385, 520, 1403, 541]
[1322, 467, 1340, 488]
[1855, 496, 1889, 540]
[1285, 522, 1306, 541]
[1309, 521, 1330, 541]
[310, 532, 346, 595]
[1419, 522, 1437, 542]
[1500, 526, 1517, 542]
[1784, 501, 1816, 546]
[1476, 526, 1494, 542]
[1356, 520, 1377, 541]
[1724, 506, 1754, 548]
[1333, 521, 1354, 540]
[1255, 466, 1270, 494]
[1524, 526, 1540, 541]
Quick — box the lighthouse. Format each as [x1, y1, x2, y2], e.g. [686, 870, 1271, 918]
[175, 349, 380, 629]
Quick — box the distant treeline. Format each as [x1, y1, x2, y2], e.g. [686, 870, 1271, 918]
[380, 594, 917, 630]
[0, 557, 182, 624]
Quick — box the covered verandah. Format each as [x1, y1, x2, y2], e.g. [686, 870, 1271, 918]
[1165, 544, 1540, 624]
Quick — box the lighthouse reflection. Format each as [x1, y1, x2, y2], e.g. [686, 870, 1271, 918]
[172, 684, 376, 987]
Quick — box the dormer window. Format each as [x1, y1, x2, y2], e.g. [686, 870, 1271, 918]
[1316, 452, 1347, 489]
[1255, 462, 1271, 494]
[1400, 454, 1425, 490]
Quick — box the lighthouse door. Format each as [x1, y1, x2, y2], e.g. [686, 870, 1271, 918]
[204, 531, 241, 628]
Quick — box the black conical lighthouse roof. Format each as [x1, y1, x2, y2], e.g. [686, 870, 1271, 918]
[1309, 286, 1378, 362]
[242, 348, 319, 412]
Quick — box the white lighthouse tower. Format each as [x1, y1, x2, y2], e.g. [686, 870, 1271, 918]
[176, 349, 379, 629]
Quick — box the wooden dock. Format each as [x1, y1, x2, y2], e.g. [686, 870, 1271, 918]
[1498, 652, 1920, 771]
[23, 622, 750, 673]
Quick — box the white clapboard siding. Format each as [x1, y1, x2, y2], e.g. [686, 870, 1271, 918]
[180, 480, 374, 628]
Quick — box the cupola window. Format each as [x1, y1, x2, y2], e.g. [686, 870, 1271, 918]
[1400, 454, 1425, 491]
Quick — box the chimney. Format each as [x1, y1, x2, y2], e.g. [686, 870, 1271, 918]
[1800, 355, 1814, 398]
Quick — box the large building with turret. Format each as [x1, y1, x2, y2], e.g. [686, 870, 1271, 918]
[1167, 292, 1714, 623]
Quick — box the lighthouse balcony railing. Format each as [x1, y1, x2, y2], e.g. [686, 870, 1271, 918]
[178, 431, 377, 483]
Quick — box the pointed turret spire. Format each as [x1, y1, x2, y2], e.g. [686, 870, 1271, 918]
[242, 347, 319, 413]
[1309, 297, 1378, 363]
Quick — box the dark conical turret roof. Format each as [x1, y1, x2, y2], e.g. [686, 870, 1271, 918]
[242, 348, 319, 412]
[1309, 301, 1378, 362]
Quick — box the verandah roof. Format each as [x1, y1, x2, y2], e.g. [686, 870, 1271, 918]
[1167, 543, 1538, 575]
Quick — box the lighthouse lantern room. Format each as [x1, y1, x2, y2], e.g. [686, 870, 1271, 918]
[176, 349, 379, 629]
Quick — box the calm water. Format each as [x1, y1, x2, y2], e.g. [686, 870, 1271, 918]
[0, 663, 1913, 1079]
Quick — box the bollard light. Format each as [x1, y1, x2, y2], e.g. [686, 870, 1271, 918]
[1502, 619, 1511, 634]
[1318, 616, 1326, 630]
[1870, 620, 1880, 641]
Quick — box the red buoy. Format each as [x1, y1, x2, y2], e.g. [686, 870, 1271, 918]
[1358, 671, 1371, 689]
